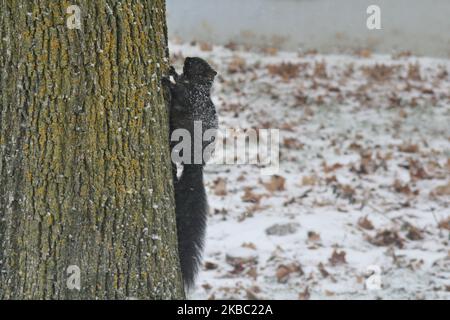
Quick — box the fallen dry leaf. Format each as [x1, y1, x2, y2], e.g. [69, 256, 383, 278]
[325, 290, 336, 297]
[246, 288, 260, 300]
[283, 137, 304, 149]
[276, 263, 304, 283]
[405, 223, 424, 241]
[302, 175, 317, 186]
[393, 180, 418, 196]
[213, 177, 228, 196]
[307, 231, 321, 242]
[358, 216, 375, 230]
[228, 56, 247, 74]
[314, 61, 328, 78]
[202, 283, 212, 291]
[329, 249, 347, 266]
[409, 158, 431, 180]
[399, 144, 420, 153]
[368, 230, 404, 248]
[241, 187, 263, 203]
[263, 175, 286, 192]
[204, 261, 219, 270]
[438, 217, 450, 230]
[199, 42, 213, 51]
[246, 267, 258, 281]
[242, 242, 257, 250]
[323, 162, 343, 173]
[362, 64, 399, 82]
[407, 63, 422, 81]
[298, 287, 310, 300]
[318, 263, 330, 278]
[267, 62, 303, 81]
[430, 182, 450, 197]
[226, 251, 258, 267]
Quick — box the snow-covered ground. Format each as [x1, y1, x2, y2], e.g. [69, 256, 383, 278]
[169, 41, 450, 300]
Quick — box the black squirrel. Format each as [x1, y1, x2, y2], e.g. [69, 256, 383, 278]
[162, 57, 218, 290]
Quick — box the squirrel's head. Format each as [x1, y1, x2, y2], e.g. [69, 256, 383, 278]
[183, 57, 217, 85]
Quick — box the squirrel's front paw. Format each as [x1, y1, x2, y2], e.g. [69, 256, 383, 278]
[161, 76, 173, 89]
[169, 66, 179, 78]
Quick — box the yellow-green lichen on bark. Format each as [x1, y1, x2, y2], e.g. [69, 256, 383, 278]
[0, 0, 183, 299]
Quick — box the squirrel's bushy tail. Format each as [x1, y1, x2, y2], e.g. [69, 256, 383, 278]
[174, 164, 208, 290]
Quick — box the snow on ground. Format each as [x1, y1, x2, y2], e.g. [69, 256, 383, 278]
[169, 41, 450, 300]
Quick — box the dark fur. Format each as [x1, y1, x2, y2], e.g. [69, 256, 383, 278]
[162, 57, 218, 290]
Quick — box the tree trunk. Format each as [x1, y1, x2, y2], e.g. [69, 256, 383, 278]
[0, 0, 184, 299]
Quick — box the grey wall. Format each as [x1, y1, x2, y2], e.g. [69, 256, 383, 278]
[166, 0, 450, 57]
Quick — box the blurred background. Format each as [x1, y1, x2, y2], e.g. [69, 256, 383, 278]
[166, 0, 450, 300]
[167, 0, 450, 57]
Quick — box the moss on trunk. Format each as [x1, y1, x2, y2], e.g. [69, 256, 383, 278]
[0, 0, 184, 299]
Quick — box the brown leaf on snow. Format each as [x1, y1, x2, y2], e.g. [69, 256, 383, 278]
[208, 294, 216, 300]
[280, 122, 297, 132]
[242, 242, 257, 250]
[246, 287, 260, 300]
[333, 184, 356, 202]
[228, 56, 247, 74]
[358, 216, 375, 230]
[302, 175, 318, 186]
[353, 152, 378, 175]
[329, 249, 347, 266]
[349, 142, 363, 151]
[325, 175, 338, 184]
[438, 217, 450, 230]
[409, 158, 431, 180]
[362, 64, 399, 82]
[267, 62, 303, 81]
[246, 267, 258, 281]
[245, 203, 270, 216]
[318, 263, 330, 278]
[393, 180, 418, 196]
[399, 144, 420, 153]
[276, 263, 304, 283]
[325, 290, 336, 297]
[407, 63, 422, 81]
[404, 223, 424, 241]
[199, 42, 213, 52]
[226, 252, 257, 271]
[368, 230, 404, 248]
[263, 175, 286, 192]
[323, 162, 344, 173]
[213, 177, 228, 196]
[294, 91, 308, 106]
[283, 138, 304, 149]
[307, 231, 321, 242]
[202, 283, 212, 291]
[204, 261, 219, 270]
[241, 187, 263, 203]
[314, 61, 328, 78]
[430, 182, 450, 197]
[298, 287, 311, 300]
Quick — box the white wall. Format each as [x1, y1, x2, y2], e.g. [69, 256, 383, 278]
[166, 0, 450, 57]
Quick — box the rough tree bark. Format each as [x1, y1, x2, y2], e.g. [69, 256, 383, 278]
[0, 0, 184, 299]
